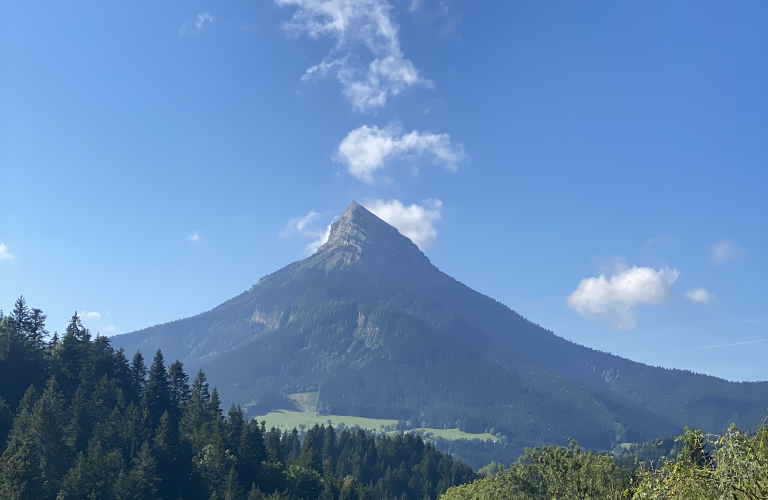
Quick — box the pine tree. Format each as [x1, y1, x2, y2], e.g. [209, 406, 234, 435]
[181, 370, 214, 455]
[168, 360, 190, 419]
[145, 350, 171, 429]
[220, 467, 245, 500]
[129, 442, 160, 499]
[0, 388, 39, 499]
[0, 379, 68, 500]
[237, 420, 267, 489]
[130, 351, 147, 397]
[56, 452, 92, 500]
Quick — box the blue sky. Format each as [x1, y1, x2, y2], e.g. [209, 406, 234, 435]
[1, 0, 766, 381]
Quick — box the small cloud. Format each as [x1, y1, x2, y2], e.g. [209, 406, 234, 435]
[706, 318, 767, 325]
[697, 338, 768, 350]
[280, 211, 320, 237]
[410, 0, 425, 12]
[364, 198, 443, 251]
[643, 234, 682, 251]
[566, 263, 680, 330]
[280, 210, 335, 255]
[79, 311, 102, 320]
[685, 287, 714, 303]
[709, 239, 744, 266]
[180, 12, 214, 36]
[104, 324, 118, 334]
[336, 124, 466, 183]
[186, 231, 201, 243]
[423, 98, 446, 114]
[0, 243, 14, 261]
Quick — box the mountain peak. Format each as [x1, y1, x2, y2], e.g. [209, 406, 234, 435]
[319, 201, 429, 265]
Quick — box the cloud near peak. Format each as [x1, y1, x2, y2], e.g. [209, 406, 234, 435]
[0, 243, 14, 261]
[277, 0, 430, 111]
[282, 198, 443, 254]
[567, 264, 680, 330]
[336, 124, 465, 183]
[280, 210, 334, 255]
[365, 198, 442, 251]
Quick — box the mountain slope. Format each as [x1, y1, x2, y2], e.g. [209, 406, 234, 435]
[113, 201, 768, 450]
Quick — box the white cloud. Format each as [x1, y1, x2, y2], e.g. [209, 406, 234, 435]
[280, 211, 321, 237]
[79, 311, 102, 320]
[277, 0, 431, 111]
[195, 13, 214, 29]
[566, 264, 680, 330]
[336, 124, 465, 183]
[104, 324, 118, 334]
[710, 239, 744, 266]
[179, 13, 214, 36]
[280, 210, 335, 255]
[306, 224, 333, 254]
[365, 198, 442, 250]
[186, 231, 201, 243]
[685, 287, 714, 303]
[0, 243, 14, 261]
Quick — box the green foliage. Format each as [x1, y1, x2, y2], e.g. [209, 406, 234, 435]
[0, 300, 475, 500]
[632, 420, 768, 499]
[441, 440, 630, 500]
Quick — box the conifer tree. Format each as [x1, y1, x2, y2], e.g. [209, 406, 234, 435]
[130, 351, 147, 399]
[144, 350, 171, 429]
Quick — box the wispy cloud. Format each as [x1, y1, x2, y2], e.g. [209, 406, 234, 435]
[685, 287, 715, 303]
[179, 13, 214, 37]
[79, 311, 102, 320]
[280, 210, 334, 254]
[277, 0, 431, 111]
[0, 243, 14, 261]
[365, 198, 442, 250]
[186, 231, 201, 243]
[105, 324, 118, 334]
[279, 211, 321, 237]
[705, 318, 767, 325]
[709, 239, 744, 266]
[567, 263, 680, 330]
[697, 338, 768, 350]
[336, 124, 465, 183]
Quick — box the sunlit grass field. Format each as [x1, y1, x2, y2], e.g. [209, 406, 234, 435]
[254, 410, 498, 441]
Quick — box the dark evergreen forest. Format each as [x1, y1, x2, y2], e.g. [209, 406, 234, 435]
[0, 298, 475, 500]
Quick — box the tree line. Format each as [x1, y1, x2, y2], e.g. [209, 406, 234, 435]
[0, 298, 475, 499]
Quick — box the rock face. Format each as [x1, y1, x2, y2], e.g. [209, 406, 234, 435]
[113, 200, 768, 462]
[315, 201, 431, 272]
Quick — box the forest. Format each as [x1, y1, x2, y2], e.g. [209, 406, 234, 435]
[1, 298, 766, 500]
[0, 298, 475, 499]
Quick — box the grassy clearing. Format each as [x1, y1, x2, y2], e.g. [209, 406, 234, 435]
[255, 410, 398, 433]
[410, 428, 499, 442]
[253, 410, 499, 442]
[617, 442, 637, 450]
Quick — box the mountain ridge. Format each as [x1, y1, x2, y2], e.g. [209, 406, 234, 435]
[112, 201, 768, 462]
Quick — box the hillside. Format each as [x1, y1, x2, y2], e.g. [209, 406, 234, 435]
[113, 202, 768, 459]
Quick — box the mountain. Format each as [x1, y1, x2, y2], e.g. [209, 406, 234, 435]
[113, 201, 768, 457]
